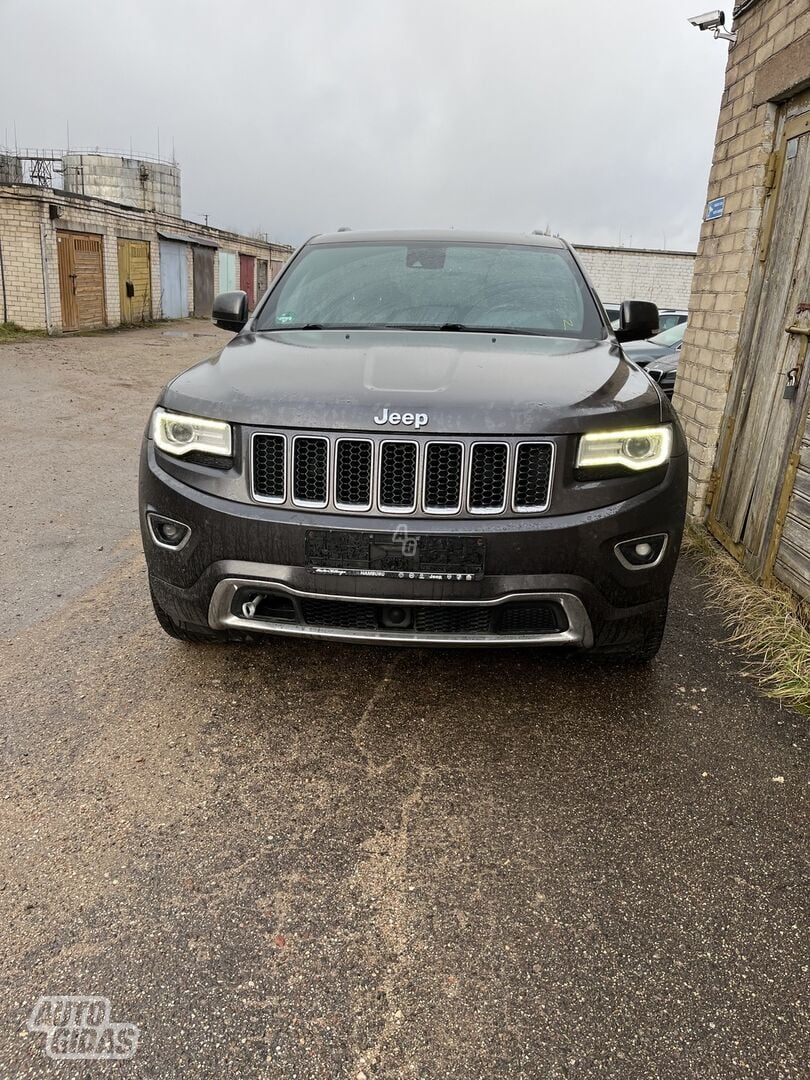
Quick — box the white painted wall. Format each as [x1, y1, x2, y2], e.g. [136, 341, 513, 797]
[574, 244, 696, 309]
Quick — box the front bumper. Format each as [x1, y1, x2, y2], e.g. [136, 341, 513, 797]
[140, 443, 687, 648]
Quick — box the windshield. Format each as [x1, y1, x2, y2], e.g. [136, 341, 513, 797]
[254, 241, 604, 339]
[649, 322, 686, 347]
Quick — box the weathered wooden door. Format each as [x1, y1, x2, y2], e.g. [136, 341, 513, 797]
[159, 240, 188, 319]
[192, 246, 215, 318]
[256, 258, 268, 299]
[57, 231, 105, 331]
[117, 239, 151, 324]
[239, 253, 255, 309]
[218, 251, 237, 293]
[709, 108, 810, 580]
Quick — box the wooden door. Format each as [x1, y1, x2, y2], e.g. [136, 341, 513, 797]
[256, 258, 268, 299]
[708, 109, 810, 579]
[774, 408, 810, 600]
[192, 246, 215, 318]
[117, 239, 151, 324]
[218, 251, 237, 293]
[57, 231, 105, 331]
[57, 232, 78, 331]
[239, 253, 255, 309]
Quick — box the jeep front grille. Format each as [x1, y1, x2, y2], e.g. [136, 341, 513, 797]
[513, 443, 554, 511]
[250, 432, 555, 516]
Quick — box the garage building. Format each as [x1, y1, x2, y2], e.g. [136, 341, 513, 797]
[675, 0, 810, 604]
[0, 151, 292, 333]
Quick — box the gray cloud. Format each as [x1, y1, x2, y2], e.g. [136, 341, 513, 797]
[2, 0, 728, 249]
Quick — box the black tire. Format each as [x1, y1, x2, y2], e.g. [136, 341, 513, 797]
[590, 597, 668, 664]
[149, 586, 255, 644]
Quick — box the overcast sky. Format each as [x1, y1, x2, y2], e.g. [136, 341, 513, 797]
[2, 0, 729, 250]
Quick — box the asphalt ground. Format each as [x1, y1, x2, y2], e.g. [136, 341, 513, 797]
[0, 324, 806, 1079]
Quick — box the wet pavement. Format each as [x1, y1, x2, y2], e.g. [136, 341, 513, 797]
[0, 325, 807, 1079]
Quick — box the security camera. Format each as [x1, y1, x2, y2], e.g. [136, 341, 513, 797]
[688, 10, 725, 30]
[688, 10, 737, 42]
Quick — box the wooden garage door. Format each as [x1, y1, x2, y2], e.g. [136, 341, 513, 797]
[775, 410, 810, 600]
[192, 246, 215, 318]
[239, 253, 255, 310]
[57, 231, 105, 331]
[708, 108, 810, 580]
[218, 251, 237, 293]
[117, 239, 151, 324]
[256, 258, 268, 299]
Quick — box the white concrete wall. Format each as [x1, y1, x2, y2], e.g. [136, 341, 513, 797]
[574, 244, 696, 309]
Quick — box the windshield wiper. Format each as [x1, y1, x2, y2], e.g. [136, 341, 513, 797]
[382, 323, 545, 336]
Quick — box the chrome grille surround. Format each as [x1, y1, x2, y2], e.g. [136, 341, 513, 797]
[250, 431, 556, 517]
[512, 441, 556, 513]
[251, 432, 287, 504]
[334, 437, 373, 511]
[423, 440, 464, 514]
[379, 439, 419, 513]
[468, 441, 510, 515]
[291, 435, 329, 508]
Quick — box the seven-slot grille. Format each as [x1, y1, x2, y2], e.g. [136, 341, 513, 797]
[251, 433, 555, 515]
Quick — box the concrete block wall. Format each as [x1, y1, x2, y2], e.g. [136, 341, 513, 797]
[574, 245, 696, 309]
[674, 0, 810, 519]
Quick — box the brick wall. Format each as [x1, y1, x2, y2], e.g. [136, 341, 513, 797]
[574, 244, 696, 309]
[674, 0, 810, 519]
[0, 195, 47, 327]
[0, 184, 293, 331]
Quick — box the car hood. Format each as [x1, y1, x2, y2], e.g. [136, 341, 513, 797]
[161, 329, 663, 435]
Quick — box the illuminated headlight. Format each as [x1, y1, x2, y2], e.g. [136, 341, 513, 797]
[576, 425, 672, 471]
[151, 408, 232, 458]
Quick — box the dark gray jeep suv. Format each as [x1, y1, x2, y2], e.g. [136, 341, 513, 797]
[140, 230, 687, 661]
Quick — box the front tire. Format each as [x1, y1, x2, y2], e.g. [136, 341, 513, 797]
[590, 596, 668, 663]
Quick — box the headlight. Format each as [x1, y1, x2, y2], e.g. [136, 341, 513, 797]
[576, 425, 672, 471]
[151, 408, 232, 457]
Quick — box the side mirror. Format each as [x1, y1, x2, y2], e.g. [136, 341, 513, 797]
[212, 291, 248, 332]
[615, 300, 659, 342]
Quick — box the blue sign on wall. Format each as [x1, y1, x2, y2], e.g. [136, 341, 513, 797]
[706, 196, 726, 221]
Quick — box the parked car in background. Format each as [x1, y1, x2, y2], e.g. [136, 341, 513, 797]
[647, 352, 679, 399]
[610, 307, 687, 333]
[621, 320, 686, 367]
[656, 309, 688, 331]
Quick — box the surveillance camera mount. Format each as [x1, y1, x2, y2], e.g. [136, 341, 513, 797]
[688, 9, 737, 42]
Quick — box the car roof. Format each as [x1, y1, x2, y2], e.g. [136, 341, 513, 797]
[308, 228, 567, 249]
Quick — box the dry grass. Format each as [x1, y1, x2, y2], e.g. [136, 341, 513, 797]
[685, 525, 810, 715]
[0, 321, 47, 343]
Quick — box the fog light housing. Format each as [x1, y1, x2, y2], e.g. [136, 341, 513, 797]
[381, 605, 413, 629]
[147, 513, 191, 550]
[615, 533, 667, 570]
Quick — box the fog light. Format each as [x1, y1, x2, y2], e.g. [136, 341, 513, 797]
[148, 513, 191, 550]
[381, 605, 412, 629]
[615, 533, 667, 570]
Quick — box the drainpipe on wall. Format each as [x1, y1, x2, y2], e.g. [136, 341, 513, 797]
[39, 222, 53, 334]
[0, 237, 7, 323]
